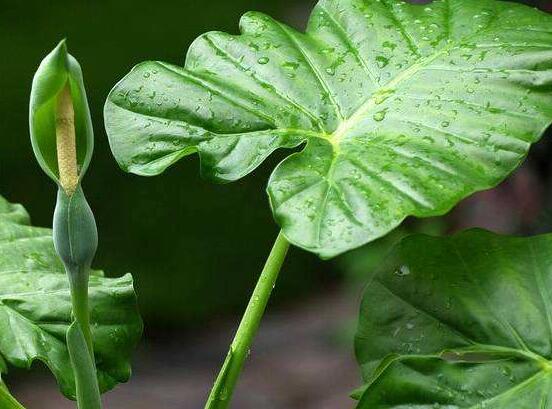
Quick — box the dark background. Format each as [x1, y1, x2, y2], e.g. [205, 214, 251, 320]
[1, 0, 334, 327]
[1, 0, 551, 408]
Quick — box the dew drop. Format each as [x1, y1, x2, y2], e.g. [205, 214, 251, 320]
[382, 41, 397, 50]
[375, 55, 389, 68]
[373, 109, 388, 122]
[282, 61, 299, 70]
[395, 265, 411, 276]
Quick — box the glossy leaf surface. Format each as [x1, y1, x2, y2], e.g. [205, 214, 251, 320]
[355, 229, 552, 408]
[105, 0, 552, 257]
[0, 196, 142, 399]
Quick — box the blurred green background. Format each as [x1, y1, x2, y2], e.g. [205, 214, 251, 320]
[0, 0, 337, 330]
[1, 0, 551, 332]
[2, 1, 552, 408]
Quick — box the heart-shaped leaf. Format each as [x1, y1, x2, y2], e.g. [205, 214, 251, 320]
[104, 0, 552, 258]
[355, 229, 552, 408]
[0, 195, 142, 400]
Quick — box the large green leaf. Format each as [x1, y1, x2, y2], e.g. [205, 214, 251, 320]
[355, 229, 552, 408]
[0, 195, 142, 400]
[104, 0, 552, 257]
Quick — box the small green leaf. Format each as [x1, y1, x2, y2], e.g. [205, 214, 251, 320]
[355, 229, 552, 408]
[105, 0, 552, 258]
[30, 40, 94, 185]
[0, 195, 142, 400]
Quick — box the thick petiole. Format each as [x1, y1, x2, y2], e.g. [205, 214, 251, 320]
[204, 231, 290, 409]
[68, 264, 94, 358]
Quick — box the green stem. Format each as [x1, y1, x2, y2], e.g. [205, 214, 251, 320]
[66, 322, 102, 409]
[204, 231, 290, 409]
[68, 266, 94, 358]
[0, 382, 25, 409]
[67, 265, 101, 409]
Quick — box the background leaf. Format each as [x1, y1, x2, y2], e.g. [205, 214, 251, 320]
[0, 195, 142, 399]
[105, 0, 552, 258]
[355, 229, 552, 408]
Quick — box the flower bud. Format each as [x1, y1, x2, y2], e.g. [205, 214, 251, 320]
[31, 41, 101, 407]
[29, 40, 94, 193]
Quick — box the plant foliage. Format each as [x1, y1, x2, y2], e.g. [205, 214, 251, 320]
[0, 196, 142, 400]
[355, 229, 552, 408]
[105, 0, 552, 257]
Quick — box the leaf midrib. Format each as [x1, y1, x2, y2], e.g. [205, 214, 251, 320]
[328, 39, 469, 147]
[324, 3, 500, 148]
[362, 347, 552, 407]
[290, 36, 471, 249]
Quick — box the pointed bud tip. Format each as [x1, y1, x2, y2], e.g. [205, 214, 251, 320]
[48, 39, 69, 68]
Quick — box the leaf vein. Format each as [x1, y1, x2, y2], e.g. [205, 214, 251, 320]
[373, 278, 477, 346]
[379, 0, 422, 58]
[273, 21, 345, 122]
[202, 34, 327, 132]
[316, 5, 380, 86]
[346, 156, 432, 208]
[155, 62, 278, 127]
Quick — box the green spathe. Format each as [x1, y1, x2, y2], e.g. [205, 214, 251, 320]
[355, 229, 552, 408]
[30, 39, 94, 185]
[104, 0, 552, 258]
